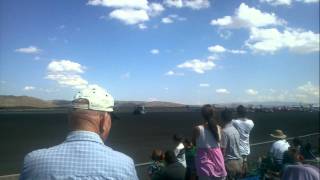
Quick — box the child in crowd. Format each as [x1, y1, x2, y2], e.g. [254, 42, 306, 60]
[147, 149, 165, 180]
[183, 139, 197, 180]
[173, 134, 187, 167]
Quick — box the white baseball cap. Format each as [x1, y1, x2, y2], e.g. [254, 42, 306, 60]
[72, 85, 114, 112]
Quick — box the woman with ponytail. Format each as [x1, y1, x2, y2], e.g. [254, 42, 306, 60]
[192, 104, 227, 180]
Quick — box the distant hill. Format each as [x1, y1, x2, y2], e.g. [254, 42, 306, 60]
[0, 95, 56, 108]
[0, 96, 185, 109]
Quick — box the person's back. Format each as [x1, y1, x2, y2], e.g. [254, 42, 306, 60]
[232, 118, 254, 156]
[270, 139, 290, 165]
[232, 105, 254, 157]
[193, 105, 227, 180]
[221, 109, 243, 179]
[20, 86, 138, 180]
[282, 164, 319, 180]
[21, 131, 137, 180]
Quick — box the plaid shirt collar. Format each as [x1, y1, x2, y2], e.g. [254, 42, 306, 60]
[65, 130, 104, 144]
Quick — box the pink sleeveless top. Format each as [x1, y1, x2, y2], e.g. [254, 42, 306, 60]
[195, 125, 227, 177]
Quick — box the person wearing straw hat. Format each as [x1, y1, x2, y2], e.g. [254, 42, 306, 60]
[269, 129, 290, 170]
[20, 85, 138, 180]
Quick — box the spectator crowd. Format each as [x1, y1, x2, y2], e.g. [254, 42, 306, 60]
[19, 86, 319, 180]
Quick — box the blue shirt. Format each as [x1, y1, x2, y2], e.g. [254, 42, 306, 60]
[20, 131, 138, 180]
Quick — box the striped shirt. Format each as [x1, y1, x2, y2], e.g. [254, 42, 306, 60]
[20, 131, 138, 180]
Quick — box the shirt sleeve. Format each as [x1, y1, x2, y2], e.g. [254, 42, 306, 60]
[129, 159, 139, 180]
[220, 131, 228, 149]
[19, 153, 33, 180]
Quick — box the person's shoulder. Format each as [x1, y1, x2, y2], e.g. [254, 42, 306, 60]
[109, 148, 134, 162]
[24, 148, 48, 161]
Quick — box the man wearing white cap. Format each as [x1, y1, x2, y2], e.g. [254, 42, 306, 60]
[20, 85, 138, 180]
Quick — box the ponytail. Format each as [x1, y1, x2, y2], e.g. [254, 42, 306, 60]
[201, 104, 220, 142]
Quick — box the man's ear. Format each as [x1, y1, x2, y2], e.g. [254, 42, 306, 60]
[99, 112, 106, 134]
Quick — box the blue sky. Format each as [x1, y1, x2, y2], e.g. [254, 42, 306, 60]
[0, 0, 319, 104]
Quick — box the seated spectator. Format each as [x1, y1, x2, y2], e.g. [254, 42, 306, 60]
[220, 108, 243, 179]
[301, 143, 317, 161]
[148, 149, 165, 180]
[282, 148, 319, 180]
[269, 129, 290, 171]
[183, 139, 197, 180]
[173, 134, 187, 167]
[282, 137, 303, 167]
[152, 150, 186, 180]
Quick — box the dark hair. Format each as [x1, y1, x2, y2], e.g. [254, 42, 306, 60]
[183, 138, 192, 146]
[173, 134, 184, 143]
[151, 149, 164, 161]
[237, 105, 247, 118]
[221, 108, 233, 123]
[164, 150, 177, 165]
[201, 104, 220, 142]
[292, 137, 302, 147]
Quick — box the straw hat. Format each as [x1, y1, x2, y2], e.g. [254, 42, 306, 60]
[270, 129, 287, 139]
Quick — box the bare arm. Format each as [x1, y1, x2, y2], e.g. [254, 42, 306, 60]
[192, 126, 200, 146]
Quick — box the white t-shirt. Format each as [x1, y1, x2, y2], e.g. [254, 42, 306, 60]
[174, 143, 186, 167]
[232, 118, 254, 156]
[270, 139, 290, 164]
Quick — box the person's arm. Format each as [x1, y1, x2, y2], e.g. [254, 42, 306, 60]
[220, 131, 227, 155]
[192, 126, 200, 146]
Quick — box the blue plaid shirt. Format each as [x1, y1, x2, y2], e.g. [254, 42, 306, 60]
[20, 131, 138, 180]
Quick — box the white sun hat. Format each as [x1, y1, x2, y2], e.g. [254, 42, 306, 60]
[72, 85, 114, 112]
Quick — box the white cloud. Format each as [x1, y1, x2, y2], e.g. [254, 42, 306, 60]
[148, 3, 165, 16]
[246, 27, 320, 54]
[246, 89, 259, 95]
[230, 50, 247, 54]
[164, 0, 210, 9]
[297, 0, 319, 3]
[15, 46, 41, 54]
[208, 45, 226, 53]
[162, 14, 186, 24]
[164, 0, 183, 8]
[297, 81, 319, 97]
[260, 0, 292, 6]
[261, 0, 319, 6]
[218, 30, 232, 39]
[24, 86, 35, 91]
[211, 3, 285, 29]
[46, 74, 88, 89]
[185, 0, 210, 9]
[199, 83, 210, 87]
[109, 8, 149, 25]
[162, 17, 173, 24]
[47, 60, 85, 73]
[165, 70, 184, 76]
[138, 23, 147, 29]
[46, 60, 88, 89]
[87, 0, 149, 9]
[150, 49, 160, 54]
[208, 45, 247, 54]
[177, 59, 216, 74]
[148, 97, 158, 101]
[216, 88, 230, 94]
[88, 1, 164, 27]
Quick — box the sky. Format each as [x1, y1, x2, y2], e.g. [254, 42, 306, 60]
[0, 0, 319, 105]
